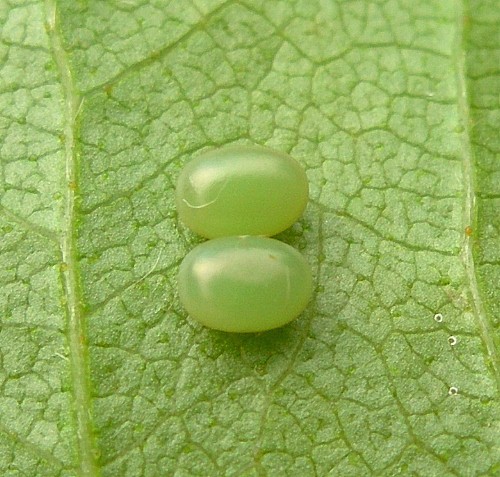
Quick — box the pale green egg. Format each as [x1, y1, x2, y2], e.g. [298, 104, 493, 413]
[176, 144, 308, 238]
[178, 236, 312, 332]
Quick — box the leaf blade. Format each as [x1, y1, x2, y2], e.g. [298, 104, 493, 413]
[1, 1, 499, 476]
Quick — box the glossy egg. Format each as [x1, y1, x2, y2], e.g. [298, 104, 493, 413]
[176, 144, 308, 238]
[177, 236, 313, 332]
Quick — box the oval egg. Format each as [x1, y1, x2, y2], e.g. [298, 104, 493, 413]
[177, 236, 313, 332]
[176, 144, 308, 238]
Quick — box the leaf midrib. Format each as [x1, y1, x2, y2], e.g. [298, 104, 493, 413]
[45, 0, 99, 475]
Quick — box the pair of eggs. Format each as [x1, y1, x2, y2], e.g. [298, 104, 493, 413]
[176, 145, 312, 332]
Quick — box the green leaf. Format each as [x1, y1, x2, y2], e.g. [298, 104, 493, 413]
[1, 0, 499, 476]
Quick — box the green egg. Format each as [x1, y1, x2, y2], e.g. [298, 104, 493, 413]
[177, 236, 313, 333]
[175, 144, 308, 238]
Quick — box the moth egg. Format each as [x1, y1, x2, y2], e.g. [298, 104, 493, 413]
[177, 236, 312, 333]
[176, 144, 309, 238]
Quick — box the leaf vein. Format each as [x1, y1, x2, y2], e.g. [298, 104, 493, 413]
[44, 0, 100, 475]
[456, 0, 500, 387]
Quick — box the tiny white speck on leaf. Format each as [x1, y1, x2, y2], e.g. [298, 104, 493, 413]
[448, 386, 459, 396]
[448, 336, 458, 346]
[434, 313, 443, 323]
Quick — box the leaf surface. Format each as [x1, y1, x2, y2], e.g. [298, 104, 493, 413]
[0, 0, 498, 476]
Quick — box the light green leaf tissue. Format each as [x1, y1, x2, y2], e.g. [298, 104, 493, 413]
[0, 0, 498, 476]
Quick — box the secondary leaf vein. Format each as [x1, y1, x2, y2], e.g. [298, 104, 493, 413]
[456, 0, 500, 386]
[44, 1, 100, 475]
